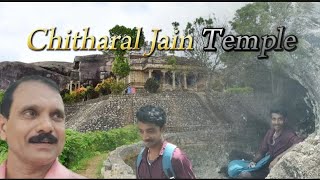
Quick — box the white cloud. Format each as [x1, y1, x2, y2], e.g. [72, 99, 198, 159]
[0, 2, 250, 63]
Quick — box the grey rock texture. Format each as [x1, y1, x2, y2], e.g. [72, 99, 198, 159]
[266, 3, 320, 177]
[267, 134, 320, 178]
[0, 61, 70, 90]
[31, 61, 73, 76]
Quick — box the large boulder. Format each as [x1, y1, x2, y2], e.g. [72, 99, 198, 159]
[0, 61, 70, 90]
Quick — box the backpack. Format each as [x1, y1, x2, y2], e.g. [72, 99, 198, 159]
[227, 153, 271, 178]
[136, 143, 177, 179]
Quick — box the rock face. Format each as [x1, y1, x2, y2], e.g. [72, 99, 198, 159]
[266, 3, 320, 178]
[267, 134, 320, 179]
[31, 61, 74, 76]
[0, 61, 70, 90]
[102, 141, 144, 179]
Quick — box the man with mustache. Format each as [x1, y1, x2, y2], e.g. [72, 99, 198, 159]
[135, 105, 195, 179]
[238, 108, 303, 178]
[0, 75, 86, 179]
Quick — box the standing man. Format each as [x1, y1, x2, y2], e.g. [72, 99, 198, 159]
[238, 108, 303, 178]
[135, 105, 196, 179]
[0, 75, 86, 179]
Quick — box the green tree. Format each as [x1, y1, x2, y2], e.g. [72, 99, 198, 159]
[109, 25, 145, 80]
[169, 21, 180, 56]
[112, 55, 131, 80]
[144, 78, 160, 93]
[221, 2, 318, 92]
[224, 2, 316, 64]
[183, 14, 229, 71]
[220, 2, 273, 66]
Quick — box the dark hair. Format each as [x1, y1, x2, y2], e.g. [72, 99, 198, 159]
[136, 105, 166, 128]
[270, 108, 287, 118]
[0, 75, 60, 119]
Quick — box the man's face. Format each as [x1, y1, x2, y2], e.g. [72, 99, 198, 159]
[271, 113, 285, 132]
[0, 81, 65, 165]
[137, 121, 163, 148]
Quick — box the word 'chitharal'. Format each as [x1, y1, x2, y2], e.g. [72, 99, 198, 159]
[27, 27, 194, 57]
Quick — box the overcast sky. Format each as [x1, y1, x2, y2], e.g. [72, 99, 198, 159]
[0, 2, 250, 63]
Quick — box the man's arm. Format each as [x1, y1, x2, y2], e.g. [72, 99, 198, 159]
[172, 148, 196, 179]
[290, 133, 304, 145]
[250, 130, 271, 166]
[252, 152, 264, 163]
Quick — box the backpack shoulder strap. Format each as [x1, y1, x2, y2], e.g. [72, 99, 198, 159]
[136, 147, 145, 178]
[162, 143, 177, 179]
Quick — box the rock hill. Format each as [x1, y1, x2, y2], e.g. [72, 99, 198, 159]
[0, 61, 70, 90]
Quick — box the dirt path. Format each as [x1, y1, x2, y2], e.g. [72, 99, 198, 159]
[76, 152, 108, 179]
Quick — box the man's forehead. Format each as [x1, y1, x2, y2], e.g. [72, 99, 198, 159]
[12, 81, 63, 109]
[271, 113, 284, 118]
[137, 121, 158, 129]
[14, 80, 58, 95]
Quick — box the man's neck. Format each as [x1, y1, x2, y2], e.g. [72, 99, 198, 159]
[6, 153, 54, 179]
[275, 128, 284, 135]
[148, 140, 164, 155]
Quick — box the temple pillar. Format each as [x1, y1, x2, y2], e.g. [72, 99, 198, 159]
[69, 81, 73, 93]
[172, 71, 176, 90]
[161, 70, 167, 91]
[148, 70, 153, 78]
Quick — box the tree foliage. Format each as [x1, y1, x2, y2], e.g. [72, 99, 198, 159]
[0, 90, 4, 105]
[183, 14, 229, 71]
[109, 25, 145, 56]
[144, 77, 160, 93]
[223, 2, 318, 65]
[112, 55, 131, 79]
[220, 2, 319, 92]
[109, 25, 145, 79]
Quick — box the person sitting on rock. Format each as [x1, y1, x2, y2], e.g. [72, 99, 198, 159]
[135, 105, 196, 179]
[237, 108, 304, 179]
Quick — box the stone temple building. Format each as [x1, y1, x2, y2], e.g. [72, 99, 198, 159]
[67, 53, 208, 93]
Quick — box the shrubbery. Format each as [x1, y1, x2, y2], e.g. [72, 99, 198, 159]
[60, 89, 69, 97]
[0, 90, 4, 104]
[85, 86, 99, 99]
[225, 86, 254, 94]
[61, 124, 140, 170]
[0, 125, 140, 171]
[95, 78, 113, 96]
[62, 77, 128, 104]
[211, 80, 224, 92]
[110, 81, 126, 94]
[144, 77, 160, 93]
[0, 140, 8, 163]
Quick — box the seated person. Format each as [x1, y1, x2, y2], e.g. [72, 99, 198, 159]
[231, 108, 303, 179]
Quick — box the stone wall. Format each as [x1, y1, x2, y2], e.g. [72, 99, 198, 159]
[102, 141, 144, 179]
[65, 92, 270, 133]
[66, 90, 313, 137]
